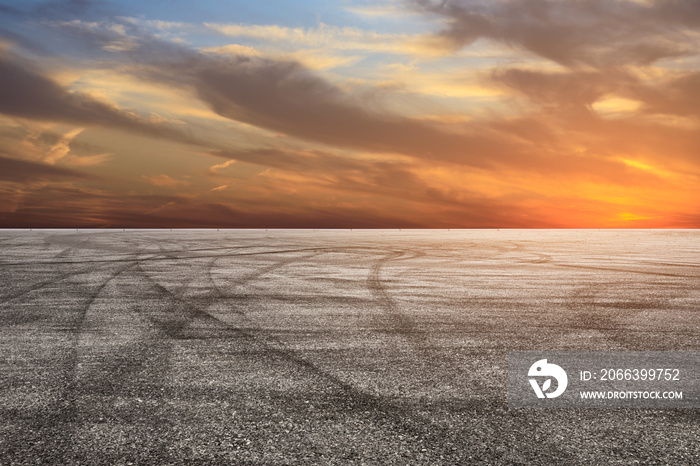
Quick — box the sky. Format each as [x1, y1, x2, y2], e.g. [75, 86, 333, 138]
[0, 0, 699, 228]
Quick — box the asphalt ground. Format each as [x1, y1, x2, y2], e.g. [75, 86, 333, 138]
[0, 229, 699, 465]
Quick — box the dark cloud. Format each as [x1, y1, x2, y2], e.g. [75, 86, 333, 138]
[0, 187, 426, 229]
[45, 19, 678, 183]
[490, 65, 700, 166]
[0, 154, 92, 182]
[211, 148, 438, 204]
[111, 30, 675, 184]
[144, 50, 647, 183]
[35, 0, 101, 17]
[493, 68, 622, 110]
[41, 20, 527, 168]
[632, 72, 700, 118]
[410, 0, 699, 67]
[0, 51, 206, 146]
[492, 64, 700, 124]
[0, 179, 560, 229]
[0, 2, 24, 16]
[167, 55, 518, 168]
[0, 0, 108, 21]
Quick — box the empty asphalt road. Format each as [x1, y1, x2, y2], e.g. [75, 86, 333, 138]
[1, 229, 699, 464]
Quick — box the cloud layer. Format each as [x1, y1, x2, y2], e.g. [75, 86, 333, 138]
[0, 0, 698, 228]
[410, 0, 700, 67]
[0, 51, 205, 145]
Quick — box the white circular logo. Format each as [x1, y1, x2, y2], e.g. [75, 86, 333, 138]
[528, 359, 568, 398]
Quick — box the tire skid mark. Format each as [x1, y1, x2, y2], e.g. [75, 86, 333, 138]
[47, 246, 209, 461]
[44, 232, 144, 256]
[140, 247, 468, 449]
[201, 245, 385, 314]
[0, 265, 114, 307]
[53, 246, 75, 261]
[576, 256, 700, 269]
[502, 239, 698, 275]
[0, 246, 382, 267]
[61, 259, 183, 413]
[70, 270, 178, 402]
[0, 234, 23, 244]
[201, 250, 343, 369]
[368, 250, 426, 340]
[551, 262, 696, 278]
[0, 257, 147, 305]
[154, 241, 200, 298]
[135, 249, 327, 338]
[131, 251, 480, 462]
[137, 263, 265, 340]
[0, 234, 161, 304]
[9, 256, 148, 463]
[0, 243, 75, 302]
[206, 250, 328, 311]
[61, 259, 143, 418]
[563, 283, 622, 344]
[391, 249, 427, 263]
[0, 234, 594, 463]
[568, 282, 676, 348]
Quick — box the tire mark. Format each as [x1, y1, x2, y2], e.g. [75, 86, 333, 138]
[153, 241, 201, 298]
[206, 250, 328, 308]
[0, 258, 149, 305]
[573, 282, 678, 348]
[135, 249, 329, 341]
[0, 234, 584, 464]
[563, 283, 621, 341]
[133, 261, 583, 463]
[0, 235, 23, 245]
[552, 263, 695, 278]
[574, 256, 700, 269]
[0, 246, 382, 267]
[0, 233, 163, 304]
[130, 252, 481, 462]
[2, 256, 146, 464]
[44, 232, 144, 255]
[68, 264, 178, 400]
[368, 250, 425, 339]
[61, 259, 144, 419]
[0, 244, 72, 301]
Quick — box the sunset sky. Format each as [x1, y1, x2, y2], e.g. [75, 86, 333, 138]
[1, 0, 699, 228]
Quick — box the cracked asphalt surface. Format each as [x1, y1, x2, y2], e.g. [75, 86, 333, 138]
[1, 229, 699, 464]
